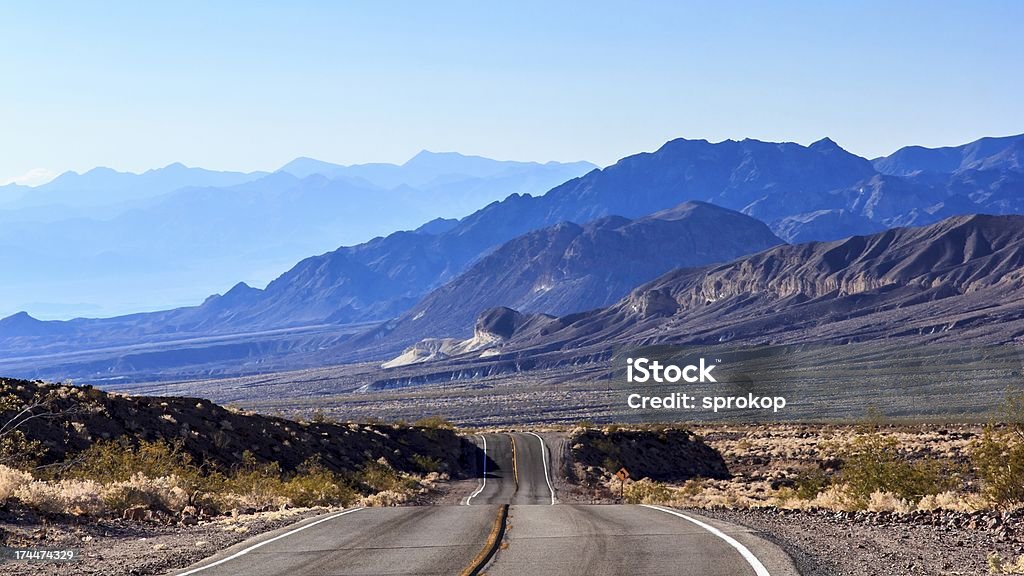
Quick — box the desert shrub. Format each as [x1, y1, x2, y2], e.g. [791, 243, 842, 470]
[413, 416, 453, 429]
[916, 491, 984, 512]
[680, 478, 704, 498]
[68, 438, 222, 509]
[412, 454, 443, 474]
[0, 464, 33, 503]
[973, 394, 1024, 507]
[0, 430, 45, 469]
[283, 458, 358, 507]
[793, 467, 832, 500]
[102, 473, 191, 515]
[0, 389, 49, 469]
[361, 489, 410, 507]
[309, 409, 334, 424]
[70, 439, 199, 483]
[806, 484, 861, 512]
[838, 434, 954, 505]
[973, 427, 1024, 506]
[865, 490, 912, 513]
[623, 478, 673, 504]
[224, 452, 288, 511]
[988, 552, 1024, 574]
[356, 459, 418, 494]
[14, 479, 106, 516]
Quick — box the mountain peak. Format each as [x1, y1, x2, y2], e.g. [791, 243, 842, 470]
[1, 311, 35, 323]
[404, 150, 470, 166]
[809, 137, 841, 151]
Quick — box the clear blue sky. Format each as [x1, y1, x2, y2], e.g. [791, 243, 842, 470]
[1, 1, 1022, 184]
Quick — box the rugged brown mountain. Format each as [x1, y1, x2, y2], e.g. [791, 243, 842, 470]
[384, 214, 1024, 374]
[373, 201, 782, 359]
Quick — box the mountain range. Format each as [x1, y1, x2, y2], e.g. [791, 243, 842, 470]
[0, 152, 595, 319]
[2, 133, 1023, 384]
[372, 201, 783, 362]
[377, 213, 1024, 380]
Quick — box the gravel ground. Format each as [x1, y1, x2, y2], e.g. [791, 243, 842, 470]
[0, 506, 330, 576]
[690, 507, 1024, 576]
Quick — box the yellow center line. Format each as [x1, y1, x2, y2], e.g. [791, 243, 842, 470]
[509, 433, 519, 487]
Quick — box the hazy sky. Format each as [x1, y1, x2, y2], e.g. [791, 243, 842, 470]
[2, 1, 1022, 184]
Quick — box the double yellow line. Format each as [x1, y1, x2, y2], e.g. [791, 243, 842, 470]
[458, 504, 509, 576]
[459, 434, 522, 574]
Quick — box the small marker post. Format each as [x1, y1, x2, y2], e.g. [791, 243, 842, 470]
[615, 467, 630, 502]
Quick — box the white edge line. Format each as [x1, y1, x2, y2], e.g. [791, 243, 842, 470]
[465, 434, 487, 505]
[641, 504, 771, 576]
[175, 507, 364, 575]
[525, 431, 556, 505]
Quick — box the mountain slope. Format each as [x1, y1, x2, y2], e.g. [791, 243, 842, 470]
[468, 214, 1024, 362]
[0, 153, 595, 320]
[381, 202, 783, 354]
[873, 133, 1024, 176]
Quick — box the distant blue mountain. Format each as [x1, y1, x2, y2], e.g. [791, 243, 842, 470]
[2, 163, 268, 210]
[0, 153, 596, 319]
[873, 133, 1024, 176]
[278, 150, 596, 191]
[4, 133, 1024, 384]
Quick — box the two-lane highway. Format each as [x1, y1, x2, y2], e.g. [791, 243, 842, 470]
[175, 505, 500, 576]
[464, 432, 555, 506]
[175, 431, 798, 576]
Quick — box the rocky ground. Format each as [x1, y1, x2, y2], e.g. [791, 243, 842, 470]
[698, 507, 1024, 576]
[0, 505, 328, 575]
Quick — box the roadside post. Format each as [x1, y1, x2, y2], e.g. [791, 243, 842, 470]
[615, 467, 630, 502]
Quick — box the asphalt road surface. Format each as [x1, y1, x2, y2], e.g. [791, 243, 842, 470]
[175, 433, 797, 576]
[464, 432, 555, 506]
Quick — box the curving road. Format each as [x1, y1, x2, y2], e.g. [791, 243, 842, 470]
[175, 432, 798, 576]
[464, 432, 555, 506]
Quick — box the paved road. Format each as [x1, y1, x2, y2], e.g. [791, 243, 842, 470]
[173, 505, 498, 576]
[464, 432, 555, 506]
[176, 432, 797, 575]
[489, 504, 773, 576]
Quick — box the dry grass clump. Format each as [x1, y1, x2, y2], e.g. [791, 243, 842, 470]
[14, 478, 106, 516]
[988, 552, 1024, 574]
[0, 464, 32, 502]
[361, 490, 411, 507]
[0, 439, 428, 520]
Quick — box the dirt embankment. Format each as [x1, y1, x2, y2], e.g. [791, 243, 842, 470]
[0, 378, 472, 477]
[0, 377, 480, 575]
[561, 427, 729, 497]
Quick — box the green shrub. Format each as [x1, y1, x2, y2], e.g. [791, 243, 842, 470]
[972, 394, 1024, 507]
[225, 452, 287, 511]
[283, 459, 357, 507]
[356, 460, 418, 493]
[413, 416, 453, 429]
[412, 454, 443, 473]
[793, 467, 832, 500]
[69, 439, 199, 483]
[838, 434, 954, 504]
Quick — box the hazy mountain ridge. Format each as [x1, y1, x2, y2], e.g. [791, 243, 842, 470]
[873, 133, 1024, 176]
[376, 202, 783, 357]
[0, 152, 595, 319]
[461, 214, 1024, 363]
